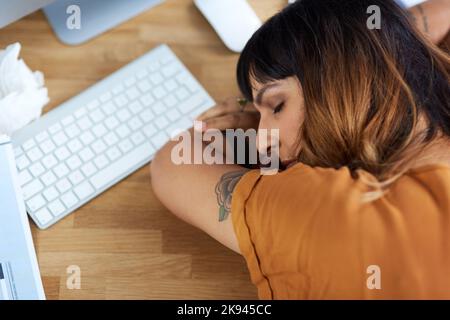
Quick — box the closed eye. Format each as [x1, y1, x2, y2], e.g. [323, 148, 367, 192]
[273, 102, 284, 114]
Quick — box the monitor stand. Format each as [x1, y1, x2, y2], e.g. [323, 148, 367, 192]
[43, 0, 164, 45]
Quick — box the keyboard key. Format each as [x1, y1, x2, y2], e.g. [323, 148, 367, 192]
[40, 139, 56, 154]
[43, 186, 59, 202]
[56, 178, 71, 193]
[54, 163, 70, 178]
[166, 108, 181, 121]
[92, 123, 107, 138]
[137, 79, 151, 92]
[128, 101, 143, 115]
[42, 154, 58, 170]
[117, 109, 131, 122]
[94, 155, 109, 169]
[142, 124, 157, 138]
[164, 79, 178, 92]
[81, 162, 96, 177]
[67, 155, 82, 170]
[41, 171, 57, 186]
[104, 116, 119, 130]
[104, 132, 119, 146]
[140, 109, 154, 123]
[74, 182, 94, 200]
[67, 139, 83, 153]
[55, 146, 70, 161]
[116, 124, 131, 138]
[78, 116, 93, 130]
[48, 200, 65, 216]
[106, 146, 121, 161]
[151, 102, 166, 115]
[28, 194, 46, 212]
[66, 124, 81, 138]
[61, 191, 78, 208]
[29, 162, 45, 177]
[101, 101, 117, 115]
[90, 142, 155, 190]
[18, 170, 32, 186]
[53, 131, 69, 146]
[79, 147, 95, 162]
[118, 139, 133, 153]
[140, 93, 154, 107]
[150, 73, 164, 85]
[152, 86, 167, 99]
[91, 140, 107, 154]
[114, 94, 128, 107]
[90, 109, 105, 123]
[68, 170, 84, 185]
[128, 117, 143, 131]
[175, 87, 189, 100]
[22, 179, 44, 200]
[179, 73, 199, 93]
[164, 95, 178, 108]
[35, 208, 53, 225]
[27, 147, 43, 162]
[155, 115, 169, 130]
[80, 131, 95, 145]
[162, 63, 179, 78]
[16, 155, 30, 170]
[131, 132, 145, 146]
[126, 87, 140, 100]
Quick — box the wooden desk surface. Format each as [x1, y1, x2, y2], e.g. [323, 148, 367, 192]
[0, 0, 285, 300]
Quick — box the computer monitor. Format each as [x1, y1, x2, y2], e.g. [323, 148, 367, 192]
[0, 0, 55, 28]
[0, 0, 164, 45]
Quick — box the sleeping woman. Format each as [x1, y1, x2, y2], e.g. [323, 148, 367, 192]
[151, 0, 450, 299]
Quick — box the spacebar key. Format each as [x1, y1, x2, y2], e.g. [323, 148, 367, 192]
[90, 142, 155, 190]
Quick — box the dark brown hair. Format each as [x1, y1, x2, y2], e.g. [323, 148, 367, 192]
[237, 0, 450, 191]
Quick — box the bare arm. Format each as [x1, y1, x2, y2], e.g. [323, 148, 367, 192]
[150, 128, 248, 254]
[408, 0, 450, 44]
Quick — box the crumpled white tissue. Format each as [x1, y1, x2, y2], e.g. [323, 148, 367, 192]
[0, 43, 49, 136]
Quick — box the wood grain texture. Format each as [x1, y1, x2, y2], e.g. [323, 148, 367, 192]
[0, 0, 285, 300]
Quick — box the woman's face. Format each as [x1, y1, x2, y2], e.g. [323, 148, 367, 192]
[251, 76, 305, 166]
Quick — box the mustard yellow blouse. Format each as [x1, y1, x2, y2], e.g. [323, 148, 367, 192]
[231, 163, 450, 299]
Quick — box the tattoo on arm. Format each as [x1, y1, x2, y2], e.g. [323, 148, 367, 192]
[416, 5, 429, 34]
[215, 170, 246, 222]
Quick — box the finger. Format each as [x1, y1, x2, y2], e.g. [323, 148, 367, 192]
[203, 112, 260, 131]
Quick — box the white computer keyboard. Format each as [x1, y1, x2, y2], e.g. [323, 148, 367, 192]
[12, 44, 215, 229]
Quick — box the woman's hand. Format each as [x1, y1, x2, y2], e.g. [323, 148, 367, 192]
[196, 97, 260, 132]
[409, 0, 450, 44]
